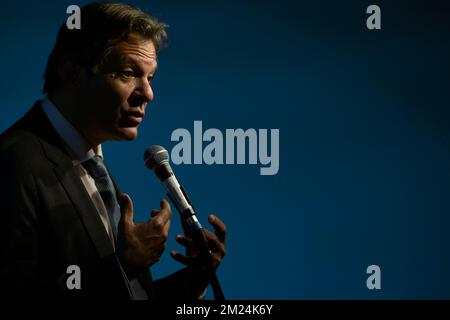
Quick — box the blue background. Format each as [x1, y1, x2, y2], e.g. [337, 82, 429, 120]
[1, 0, 450, 299]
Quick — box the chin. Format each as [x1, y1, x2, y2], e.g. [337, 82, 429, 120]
[116, 128, 139, 141]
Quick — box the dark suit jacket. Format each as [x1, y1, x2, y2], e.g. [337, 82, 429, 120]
[0, 102, 196, 299]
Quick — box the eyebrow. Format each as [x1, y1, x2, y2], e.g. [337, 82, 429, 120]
[120, 55, 158, 73]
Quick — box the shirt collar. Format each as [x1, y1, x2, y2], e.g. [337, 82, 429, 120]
[41, 96, 103, 163]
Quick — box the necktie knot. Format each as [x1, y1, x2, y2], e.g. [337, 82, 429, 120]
[82, 155, 108, 179]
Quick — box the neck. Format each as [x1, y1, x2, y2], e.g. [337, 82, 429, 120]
[48, 91, 102, 148]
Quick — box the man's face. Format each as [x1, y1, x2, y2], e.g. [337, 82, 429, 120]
[79, 34, 158, 144]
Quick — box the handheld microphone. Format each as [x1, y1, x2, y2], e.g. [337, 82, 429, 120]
[144, 145, 205, 239]
[143, 145, 225, 300]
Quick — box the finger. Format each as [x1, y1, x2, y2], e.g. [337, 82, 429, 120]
[160, 198, 171, 211]
[150, 209, 159, 218]
[175, 234, 193, 247]
[118, 193, 134, 227]
[176, 235, 199, 256]
[163, 218, 171, 236]
[208, 214, 226, 243]
[170, 250, 196, 266]
[204, 230, 225, 255]
[158, 199, 172, 224]
[149, 199, 171, 227]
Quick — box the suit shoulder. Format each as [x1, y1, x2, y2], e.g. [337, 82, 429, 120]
[0, 102, 48, 159]
[0, 127, 42, 160]
[0, 125, 49, 183]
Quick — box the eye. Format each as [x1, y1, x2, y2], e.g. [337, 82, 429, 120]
[147, 75, 154, 84]
[119, 70, 135, 79]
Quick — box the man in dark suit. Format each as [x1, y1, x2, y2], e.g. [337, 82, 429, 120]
[0, 3, 226, 299]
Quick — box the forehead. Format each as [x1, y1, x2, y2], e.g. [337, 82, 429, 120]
[111, 36, 158, 70]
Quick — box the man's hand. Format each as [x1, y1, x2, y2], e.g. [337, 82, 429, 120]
[170, 214, 226, 271]
[116, 193, 172, 270]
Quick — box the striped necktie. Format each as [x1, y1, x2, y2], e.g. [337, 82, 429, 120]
[82, 155, 120, 240]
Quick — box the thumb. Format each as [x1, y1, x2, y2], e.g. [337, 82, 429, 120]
[118, 193, 134, 226]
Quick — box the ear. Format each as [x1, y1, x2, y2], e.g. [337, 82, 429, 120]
[57, 59, 86, 88]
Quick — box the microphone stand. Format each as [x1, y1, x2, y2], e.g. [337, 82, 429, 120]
[191, 228, 225, 301]
[175, 186, 226, 301]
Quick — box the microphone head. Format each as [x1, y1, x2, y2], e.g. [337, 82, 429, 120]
[144, 145, 170, 170]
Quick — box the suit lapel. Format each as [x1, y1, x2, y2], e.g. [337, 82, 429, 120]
[53, 162, 115, 258]
[29, 102, 115, 259]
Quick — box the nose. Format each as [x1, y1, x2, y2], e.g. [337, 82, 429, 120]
[135, 77, 154, 103]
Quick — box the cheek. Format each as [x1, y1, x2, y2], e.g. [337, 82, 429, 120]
[98, 79, 134, 121]
[103, 78, 133, 103]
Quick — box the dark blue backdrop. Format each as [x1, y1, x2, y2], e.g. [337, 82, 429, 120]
[1, 0, 450, 299]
